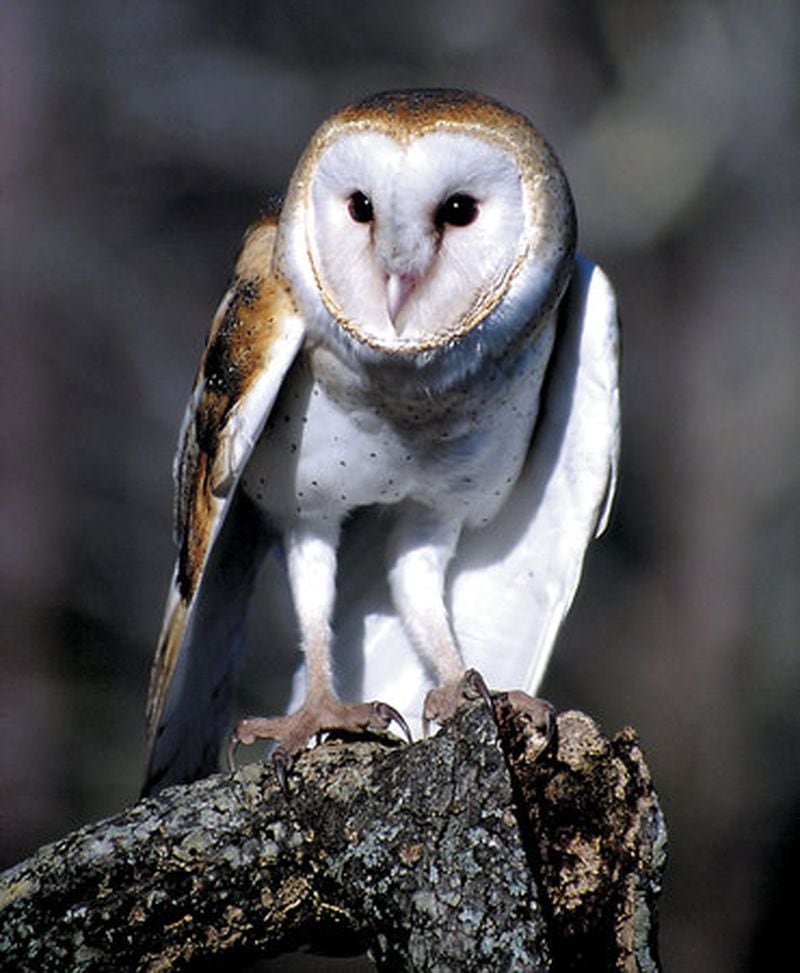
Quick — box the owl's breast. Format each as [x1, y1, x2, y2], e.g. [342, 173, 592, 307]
[242, 317, 555, 531]
[241, 350, 415, 524]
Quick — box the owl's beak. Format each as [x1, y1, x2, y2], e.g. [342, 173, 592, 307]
[385, 273, 417, 328]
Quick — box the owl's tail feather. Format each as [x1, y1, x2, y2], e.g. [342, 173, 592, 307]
[142, 491, 270, 796]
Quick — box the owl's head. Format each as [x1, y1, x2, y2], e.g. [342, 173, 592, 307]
[277, 90, 576, 358]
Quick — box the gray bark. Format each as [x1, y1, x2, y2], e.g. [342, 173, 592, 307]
[0, 701, 666, 971]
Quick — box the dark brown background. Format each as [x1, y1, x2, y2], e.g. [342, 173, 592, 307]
[2, 2, 798, 970]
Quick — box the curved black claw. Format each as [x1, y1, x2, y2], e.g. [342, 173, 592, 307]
[463, 668, 493, 711]
[272, 747, 294, 797]
[371, 701, 413, 743]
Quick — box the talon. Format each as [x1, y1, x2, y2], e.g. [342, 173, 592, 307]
[272, 747, 294, 796]
[463, 668, 492, 710]
[422, 667, 493, 736]
[372, 701, 412, 743]
[224, 695, 406, 793]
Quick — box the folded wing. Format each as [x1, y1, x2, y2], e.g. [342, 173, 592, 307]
[143, 216, 305, 794]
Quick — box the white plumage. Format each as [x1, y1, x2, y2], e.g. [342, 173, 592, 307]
[143, 89, 620, 794]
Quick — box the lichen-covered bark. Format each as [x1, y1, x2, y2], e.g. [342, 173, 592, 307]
[495, 698, 667, 972]
[0, 701, 666, 972]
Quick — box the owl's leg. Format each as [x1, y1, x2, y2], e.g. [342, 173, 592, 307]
[387, 510, 491, 733]
[229, 524, 409, 784]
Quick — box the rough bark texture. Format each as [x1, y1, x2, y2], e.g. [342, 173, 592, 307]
[495, 697, 667, 972]
[0, 701, 666, 971]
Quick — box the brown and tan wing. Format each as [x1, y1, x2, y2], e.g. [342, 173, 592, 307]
[143, 216, 305, 793]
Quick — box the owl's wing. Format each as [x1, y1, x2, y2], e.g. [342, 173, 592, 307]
[143, 215, 305, 794]
[449, 254, 620, 692]
[330, 255, 619, 729]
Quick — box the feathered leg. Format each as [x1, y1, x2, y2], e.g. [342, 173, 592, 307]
[229, 522, 409, 785]
[386, 507, 492, 733]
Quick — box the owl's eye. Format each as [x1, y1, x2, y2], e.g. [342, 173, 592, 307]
[348, 191, 374, 223]
[435, 193, 479, 228]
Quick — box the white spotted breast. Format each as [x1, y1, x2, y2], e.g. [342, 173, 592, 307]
[241, 312, 556, 533]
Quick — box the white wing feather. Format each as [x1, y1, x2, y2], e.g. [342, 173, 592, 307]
[453, 255, 620, 692]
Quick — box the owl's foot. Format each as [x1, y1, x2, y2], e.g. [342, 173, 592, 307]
[492, 690, 557, 758]
[227, 695, 411, 790]
[422, 667, 493, 736]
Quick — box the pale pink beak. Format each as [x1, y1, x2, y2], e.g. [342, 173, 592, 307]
[385, 273, 418, 326]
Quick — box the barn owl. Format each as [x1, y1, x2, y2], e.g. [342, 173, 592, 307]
[143, 89, 620, 795]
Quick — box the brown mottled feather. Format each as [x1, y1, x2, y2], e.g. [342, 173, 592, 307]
[173, 215, 284, 597]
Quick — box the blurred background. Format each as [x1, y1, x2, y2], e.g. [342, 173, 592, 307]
[2, 1, 798, 969]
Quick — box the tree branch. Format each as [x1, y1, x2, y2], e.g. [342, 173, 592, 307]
[0, 701, 666, 971]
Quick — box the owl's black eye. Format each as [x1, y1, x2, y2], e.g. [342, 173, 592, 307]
[435, 193, 479, 228]
[348, 190, 374, 223]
